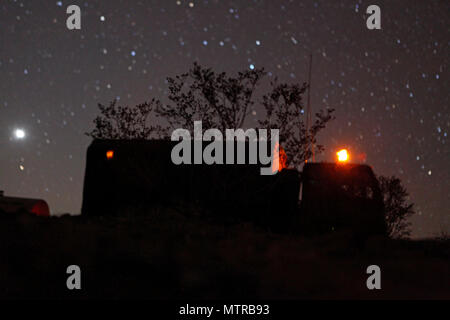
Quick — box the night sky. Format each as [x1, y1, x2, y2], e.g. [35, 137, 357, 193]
[0, 0, 448, 238]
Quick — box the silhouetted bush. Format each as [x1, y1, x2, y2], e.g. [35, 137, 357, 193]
[378, 175, 415, 239]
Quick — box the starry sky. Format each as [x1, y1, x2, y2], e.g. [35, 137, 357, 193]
[0, 0, 448, 238]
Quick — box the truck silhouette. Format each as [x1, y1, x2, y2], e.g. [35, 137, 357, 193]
[300, 162, 386, 235]
[81, 140, 386, 234]
[81, 139, 299, 227]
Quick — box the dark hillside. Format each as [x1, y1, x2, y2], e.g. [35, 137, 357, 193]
[0, 209, 448, 299]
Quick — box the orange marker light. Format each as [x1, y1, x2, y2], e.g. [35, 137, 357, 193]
[337, 149, 349, 162]
[106, 150, 114, 160]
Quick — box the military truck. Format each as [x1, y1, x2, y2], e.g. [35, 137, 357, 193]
[81, 139, 300, 227]
[81, 140, 386, 234]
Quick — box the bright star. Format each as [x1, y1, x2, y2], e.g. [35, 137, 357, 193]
[14, 128, 26, 139]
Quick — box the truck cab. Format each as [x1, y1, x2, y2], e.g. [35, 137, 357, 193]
[299, 162, 386, 235]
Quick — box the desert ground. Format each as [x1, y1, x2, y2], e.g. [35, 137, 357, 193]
[0, 208, 448, 300]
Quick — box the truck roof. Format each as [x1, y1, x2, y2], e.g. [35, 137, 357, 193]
[302, 162, 376, 182]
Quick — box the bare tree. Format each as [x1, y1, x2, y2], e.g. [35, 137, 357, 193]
[378, 175, 415, 239]
[158, 63, 334, 168]
[158, 62, 265, 132]
[259, 79, 335, 169]
[85, 99, 166, 139]
[86, 63, 334, 170]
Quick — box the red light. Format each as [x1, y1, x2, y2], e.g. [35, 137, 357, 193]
[31, 201, 50, 217]
[106, 150, 114, 160]
[272, 142, 288, 173]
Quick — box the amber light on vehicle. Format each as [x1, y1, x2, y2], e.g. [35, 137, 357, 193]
[106, 150, 114, 160]
[337, 149, 349, 162]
